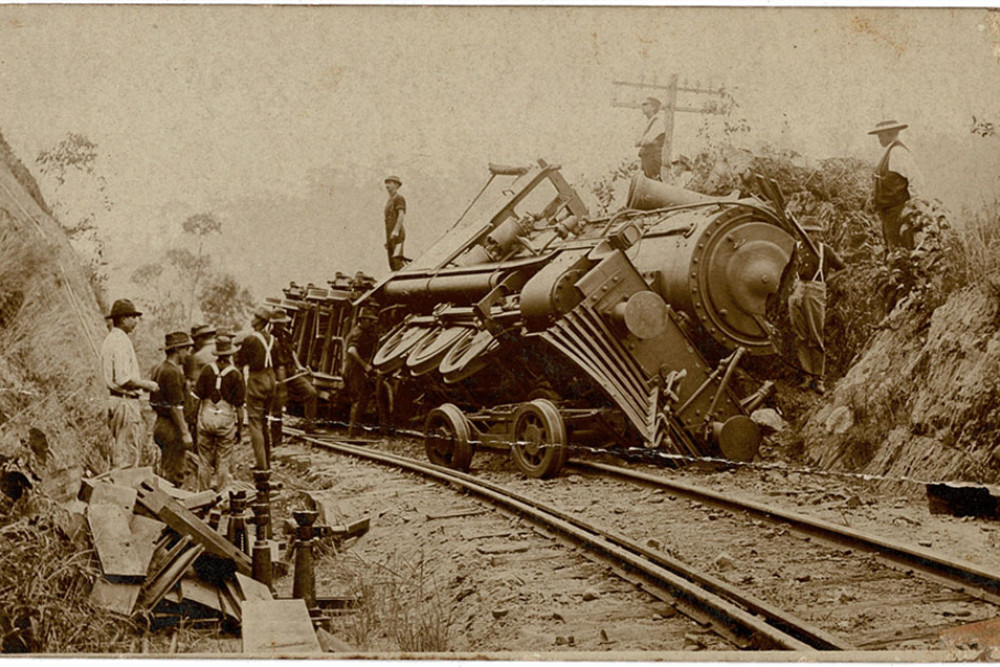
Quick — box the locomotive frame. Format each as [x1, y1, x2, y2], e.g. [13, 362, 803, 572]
[273, 159, 805, 478]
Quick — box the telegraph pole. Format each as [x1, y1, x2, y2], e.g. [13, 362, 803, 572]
[613, 74, 728, 179]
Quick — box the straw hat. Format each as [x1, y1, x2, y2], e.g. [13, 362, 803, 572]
[868, 119, 908, 135]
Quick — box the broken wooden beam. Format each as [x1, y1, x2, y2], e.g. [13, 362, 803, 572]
[136, 482, 253, 575]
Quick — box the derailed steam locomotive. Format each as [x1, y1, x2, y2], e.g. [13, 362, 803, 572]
[271, 160, 803, 477]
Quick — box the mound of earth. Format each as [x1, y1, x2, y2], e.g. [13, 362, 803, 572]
[0, 129, 108, 487]
[802, 284, 1000, 487]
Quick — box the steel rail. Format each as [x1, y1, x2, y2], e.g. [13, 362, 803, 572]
[571, 459, 1000, 606]
[287, 428, 847, 651]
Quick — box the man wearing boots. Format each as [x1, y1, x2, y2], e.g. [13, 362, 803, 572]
[194, 333, 244, 492]
[100, 298, 159, 469]
[236, 307, 277, 470]
[150, 331, 196, 486]
[343, 309, 380, 437]
[270, 307, 318, 442]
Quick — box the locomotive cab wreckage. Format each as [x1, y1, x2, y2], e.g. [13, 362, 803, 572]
[274, 159, 800, 477]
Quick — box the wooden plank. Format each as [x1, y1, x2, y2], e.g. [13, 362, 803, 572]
[129, 514, 166, 575]
[104, 466, 156, 491]
[182, 490, 222, 512]
[137, 483, 253, 575]
[221, 578, 243, 622]
[83, 481, 138, 513]
[235, 572, 274, 603]
[90, 578, 141, 615]
[87, 505, 147, 579]
[180, 575, 225, 613]
[241, 599, 321, 654]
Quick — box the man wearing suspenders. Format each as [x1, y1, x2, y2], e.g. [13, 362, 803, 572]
[236, 307, 277, 470]
[788, 223, 845, 395]
[194, 333, 245, 492]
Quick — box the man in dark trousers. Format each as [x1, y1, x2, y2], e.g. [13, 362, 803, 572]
[635, 97, 667, 180]
[869, 119, 924, 251]
[236, 306, 277, 470]
[788, 223, 845, 395]
[184, 323, 216, 448]
[384, 175, 407, 271]
[343, 309, 380, 437]
[150, 331, 195, 486]
[270, 307, 318, 441]
[194, 332, 244, 492]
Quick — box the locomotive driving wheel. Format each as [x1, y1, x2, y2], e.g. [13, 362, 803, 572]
[424, 403, 475, 472]
[511, 399, 568, 479]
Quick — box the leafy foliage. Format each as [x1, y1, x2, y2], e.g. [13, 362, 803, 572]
[199, 273, 255, 332]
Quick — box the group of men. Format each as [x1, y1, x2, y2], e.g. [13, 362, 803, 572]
[787, 118, 924, 395]
[100, 301, 325, 491]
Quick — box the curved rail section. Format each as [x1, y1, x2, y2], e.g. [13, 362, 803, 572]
[572, 460, 1000, 606]
[287, 428, 849, 651]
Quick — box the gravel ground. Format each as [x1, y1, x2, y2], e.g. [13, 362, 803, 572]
[254, 431, 999, 655]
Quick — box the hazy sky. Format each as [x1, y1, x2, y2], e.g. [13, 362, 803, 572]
[1, 6, 998, 302]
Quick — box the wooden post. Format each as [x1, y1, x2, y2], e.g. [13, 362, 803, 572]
[660, 73, 679, 181]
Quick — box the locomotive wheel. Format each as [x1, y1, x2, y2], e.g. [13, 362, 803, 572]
[440, 329, 499, 384]
[511, 399, 568, 479]
[424, 403, 474, 472]
[407, 326, 469, 376]
[373, 326, 432, 373]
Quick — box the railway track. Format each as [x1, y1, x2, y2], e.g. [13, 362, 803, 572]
[285, 426, 1000, 652]
[287, 426, 838, 651]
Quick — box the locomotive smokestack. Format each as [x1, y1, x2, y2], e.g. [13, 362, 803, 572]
[626, 173, 735, 209]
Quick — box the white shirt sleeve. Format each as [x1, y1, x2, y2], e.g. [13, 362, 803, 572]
[888, 146, 924, 199]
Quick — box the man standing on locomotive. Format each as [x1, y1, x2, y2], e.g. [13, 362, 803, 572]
[236, 306, 277, 470]
[343, 309, 380, 438]
[635, 96, 667, 181]
[383, 175, 407, 271]
[788, 223, 845, 395]
[869, 119, 924, 252]
[270, 307, 319, 439]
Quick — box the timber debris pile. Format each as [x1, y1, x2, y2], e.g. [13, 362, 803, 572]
[0, 461, 366, 654]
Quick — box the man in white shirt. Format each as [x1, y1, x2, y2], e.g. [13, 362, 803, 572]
[100, 299, 159, 469]
[869, 119, 925, 250]
[635, 97, 668, 181]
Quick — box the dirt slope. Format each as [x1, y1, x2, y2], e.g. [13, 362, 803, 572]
[801, 284, 1000, 488]
[0, 129, 108, 476]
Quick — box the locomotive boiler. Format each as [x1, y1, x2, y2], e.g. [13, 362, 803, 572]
[275, 160, 802, 477]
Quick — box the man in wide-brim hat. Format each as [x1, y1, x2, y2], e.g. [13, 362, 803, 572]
[869, 119, 924, 251]
[193, 332, 245, 492]
[99, 299, 160, 470]
[150, 331, 196, 486]
[384, 175, 407, 271]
